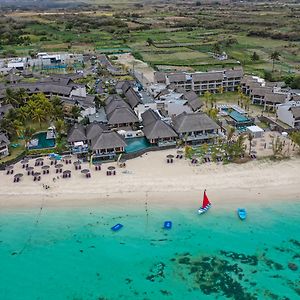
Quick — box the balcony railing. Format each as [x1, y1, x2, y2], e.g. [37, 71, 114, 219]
[71, 145, 89, 154]
[158, 140, 177, 147]
[185, 133, 219, 141]
[93, 151, 116, 158]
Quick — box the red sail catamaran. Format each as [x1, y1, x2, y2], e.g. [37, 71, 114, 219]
[198, 190, 211, 214]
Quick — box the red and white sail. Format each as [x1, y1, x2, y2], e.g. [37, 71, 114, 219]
[198, 190, 211, 214]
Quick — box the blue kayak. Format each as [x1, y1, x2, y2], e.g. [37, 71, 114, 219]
[111, 223, 123, 231]
[237, 208, 247, 220]
[164, 221, 172, 229]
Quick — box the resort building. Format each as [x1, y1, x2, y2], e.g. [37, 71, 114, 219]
[0, 133, 10, 158]
[67, 123, 89, 155]
[105, 95, 139, 129]
[276, 101, 300, 129]
[172, 112, 220, 144]
[91, 130, 127, 160]
[141, 109, 178, 146]
[154, 68, 243, 95]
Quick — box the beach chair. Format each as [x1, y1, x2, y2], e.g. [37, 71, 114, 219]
[11, 170, 14, 174]
[113, 170, 116, 176]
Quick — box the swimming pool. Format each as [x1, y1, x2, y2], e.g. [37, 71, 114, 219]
[28, 132, 56, 150]
[229, 110, 250, 123]
[125, 137, 151, 153]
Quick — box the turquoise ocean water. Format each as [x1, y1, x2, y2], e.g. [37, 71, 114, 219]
[0, 201, 299, 300]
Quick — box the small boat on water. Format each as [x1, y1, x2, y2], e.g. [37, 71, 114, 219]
[164, 221, 172, 229]
[237, 208, 247, 220]
[198, 190, 211, 215]
[111, 223, 123, 231]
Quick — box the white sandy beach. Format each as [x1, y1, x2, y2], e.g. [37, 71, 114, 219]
[0, 149, 300, 211]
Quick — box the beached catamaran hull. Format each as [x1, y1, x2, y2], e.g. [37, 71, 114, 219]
[237, 208, 247, 220]
[198, 190, 211, 215]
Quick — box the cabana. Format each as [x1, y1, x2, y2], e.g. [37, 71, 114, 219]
[246, 125, 264, 139]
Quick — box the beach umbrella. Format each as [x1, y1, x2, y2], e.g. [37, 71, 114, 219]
[93, 161, 102, 165]
[63, 170, 71, 174]
[55, 164, 63, 169]
[41, 165, 50, 170]
[166, 154, 174, 159]
[5, 165, 14, 170]
[49, 156, 56, 161]
[63, 155, 72, 159]
[14, 173, 23, 178]
[26, 166, 34, 171]
[36, 158, 44, 162]
[107, 166, 115, 171]
[33, 172, 41, 176]
[20, 159, 29, 164]
[81, 169, 90, 174]
[73, 160, 81, 165]
[177, 150, 183, 154]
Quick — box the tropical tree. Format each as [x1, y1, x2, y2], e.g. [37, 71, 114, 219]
[247, 133, 254, 155]
[217, 86, 224, 94]
[146, 38, 154, 46]
[33, 108, 47, 128]
[208, 108, 218, 121]
[290, 132, 300, 152]
[226, 126, 235, 144]
[70, 105, 82, 120]
[271, 135, 284, 159]
[22, 126, 35, 147]
[17, 106, 29, 124]
[203, 91, 212, 109]
[54, 119, 66, 140]
[251, 52, 259, 61]
[270, 51, 281, 72]
[4, 88, 18, 107]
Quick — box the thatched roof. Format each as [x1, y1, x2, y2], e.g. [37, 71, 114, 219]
[167, 73, 187, 83]
[291, 107, 300, 120]
[264, 93, 287, 104]
[192, 72, 223, 82]
[125, 88, 141, 108]
[141, 109, 160, 126]
[105, 98, 131, 115]
[143, 120, 178, 140]
[86, 122, 107, 140]
[67, 123, 87, 143]
[0, 133, 10, 146]
[172, 112, 220, 133]
[182, 90, 203, 111]
[91, 131, 126, 150]
[107, 107, 139, 125]
[154, 72, 166, 83]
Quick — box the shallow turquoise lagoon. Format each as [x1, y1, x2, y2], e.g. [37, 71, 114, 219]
[0, 202, 299, 300]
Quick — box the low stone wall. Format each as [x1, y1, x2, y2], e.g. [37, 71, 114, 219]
[122, 144, 176, 160]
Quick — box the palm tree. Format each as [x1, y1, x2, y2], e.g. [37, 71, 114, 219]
[270, 51, 280, 72]
[248, 133, 253, 155]
[33, 108, 47, 128]
[4, 88, 18, 107]
[22, 126, 35, 148]
[70, 106, 82, 120]
[226, 126, 235, 144]
[54, 119, 66, 140]
[17, 106, 28, 124]
[203, 91, 211, 109]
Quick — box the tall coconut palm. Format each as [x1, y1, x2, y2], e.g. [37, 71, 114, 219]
[248, 133, 253, 155]
[227, 126, 235, 144]
[70, 106, 82, 120]
[203, 91, 211, 109]
[54, 119, 66, 140]
[270, 51, 280, 72]
[33, 108, 47, 128]
[22, 126, 35, 148]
